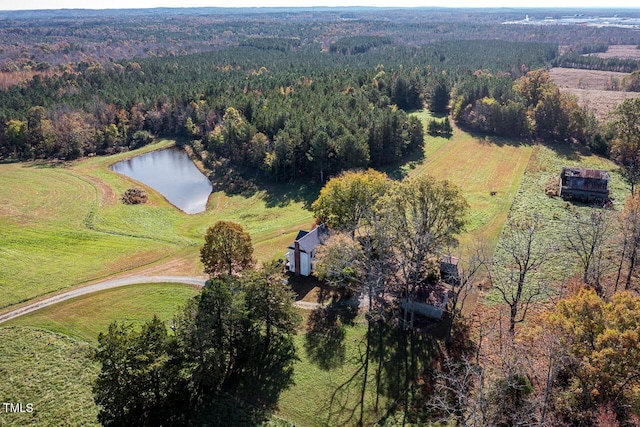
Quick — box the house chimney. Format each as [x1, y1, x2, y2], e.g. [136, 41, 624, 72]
[294, 241, 301, 276]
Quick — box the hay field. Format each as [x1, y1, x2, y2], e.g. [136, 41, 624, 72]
[408, 111, 533, 250]
[549, 66, 640, 120]
[589, 44, 640, 60]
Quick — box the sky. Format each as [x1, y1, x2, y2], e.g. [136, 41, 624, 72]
[2, 0, 640, 11]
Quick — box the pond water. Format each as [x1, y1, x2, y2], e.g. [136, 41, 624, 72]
[110, 146, 212, 214]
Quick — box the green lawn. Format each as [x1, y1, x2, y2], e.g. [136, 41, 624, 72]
[0, 140, 314, 310]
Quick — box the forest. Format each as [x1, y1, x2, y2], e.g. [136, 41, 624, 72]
[1, 8, 639, 184]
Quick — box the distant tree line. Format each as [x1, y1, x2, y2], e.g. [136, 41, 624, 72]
[552, 52, 640, 73]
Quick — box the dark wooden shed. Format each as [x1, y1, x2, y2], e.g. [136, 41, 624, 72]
[559, 167, 609, 202]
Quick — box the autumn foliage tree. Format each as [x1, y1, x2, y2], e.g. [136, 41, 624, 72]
[311, 169, 391, 234]
[200, 221, 254, 278]
[545, 288, 640, 424]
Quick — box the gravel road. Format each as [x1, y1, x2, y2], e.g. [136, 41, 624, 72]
[0, 276, 206, 324]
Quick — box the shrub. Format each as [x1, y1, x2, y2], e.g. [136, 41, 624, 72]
[122, 187, 148, 205]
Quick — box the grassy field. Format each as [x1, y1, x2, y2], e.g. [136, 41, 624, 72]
[485, 142, 627, 297]
[549, 66, 640, 120]
[4, 283, 200, 342]
[0, 139, 314, 310]
[1, 123, 627, 426]
[0, 327, 99, 427]
[2, 285, 386, 427]
[408, 110, 533, 250]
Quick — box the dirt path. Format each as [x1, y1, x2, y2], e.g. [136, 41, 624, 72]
[0, 275, 325, 324]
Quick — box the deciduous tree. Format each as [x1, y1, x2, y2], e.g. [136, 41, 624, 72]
[311, 169, 391, 234]
[610, 98, 640, 195]
[200, 221, 254, 278]
[546, 288, 640, 424]
[491, 214, 554, 337]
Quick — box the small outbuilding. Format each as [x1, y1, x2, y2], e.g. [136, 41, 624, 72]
[559, 167, 609, 202]
[440, 255, 460, 286]
[285, 224, 328, 276]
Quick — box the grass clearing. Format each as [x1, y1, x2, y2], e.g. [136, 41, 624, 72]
[409, 110, 533, 250]
[0, 327, 99, 427]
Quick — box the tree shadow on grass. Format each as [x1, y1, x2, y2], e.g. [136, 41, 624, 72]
[544, 139, 591, 162]
[210, 167, 321, 210]
[304, 305, 357, 371]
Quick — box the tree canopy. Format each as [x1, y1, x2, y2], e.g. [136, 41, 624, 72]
[93, 264, 299, 425]
[311, 169, 391, 233]
[200, 221, 254, 278]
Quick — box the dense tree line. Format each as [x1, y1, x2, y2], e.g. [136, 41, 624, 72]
[0, 39, 557, 183]
[552, 52, 640, 73]
[451, 69, 598, 145]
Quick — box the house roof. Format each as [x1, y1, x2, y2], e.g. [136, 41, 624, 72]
[561, 167, 609, 193]
[288, 224, 328, 252]
[562, 167, 609, 181]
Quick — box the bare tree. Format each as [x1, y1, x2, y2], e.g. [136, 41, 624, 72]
[565, 209, 611, 294]
[615, 194, 640, 291]
[491, 214, 554, 337]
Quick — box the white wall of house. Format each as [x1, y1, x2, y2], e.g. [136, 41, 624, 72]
[287, 248, 313, 276]
[300, 252, 312, 276]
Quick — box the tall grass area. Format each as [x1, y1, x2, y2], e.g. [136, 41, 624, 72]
[486, 142, 627, 302]
[409, 110, 533, 250]
[0, 140, 314, 310]
[0, 327, 99, 426]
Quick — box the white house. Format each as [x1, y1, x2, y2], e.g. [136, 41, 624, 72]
[286, 225, 327, 276]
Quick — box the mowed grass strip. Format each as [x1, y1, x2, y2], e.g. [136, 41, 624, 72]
[409, 110, 533, 249]
[277, 316, 387, 427]
[0, 327, 99, 427]
[5, 283, 200, 342]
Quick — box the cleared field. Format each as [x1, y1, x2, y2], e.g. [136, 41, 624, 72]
[4, 283, 200, 342]
[549, 67, 640, 120]
[408, 110, 533, 250]
[0, 140, 314, 310]
[0, 327, 99, 427]
[589, 44, 640, 60]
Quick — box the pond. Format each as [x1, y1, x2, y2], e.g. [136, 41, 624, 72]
[110, 146, 212, 214]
